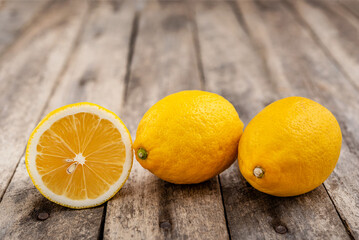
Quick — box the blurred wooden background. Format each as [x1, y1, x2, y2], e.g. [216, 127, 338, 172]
[0, 0, 358, 239]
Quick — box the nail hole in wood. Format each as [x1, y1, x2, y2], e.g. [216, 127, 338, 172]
[274, 224, 287, 234]
[160, 220, 171, 229]
[37, 212, 49, 221]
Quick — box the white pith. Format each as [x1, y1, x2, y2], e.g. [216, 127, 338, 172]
[27, 104, 132, 208]
[74, 153, 86, 165]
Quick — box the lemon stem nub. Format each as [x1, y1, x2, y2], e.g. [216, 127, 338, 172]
[137, 148, 148, 160]
[253, 167, 264, 178]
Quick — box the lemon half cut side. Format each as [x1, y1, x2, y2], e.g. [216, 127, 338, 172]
[26, 103, 133, 209]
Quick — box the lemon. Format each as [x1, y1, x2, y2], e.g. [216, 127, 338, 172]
[26, 103, 133, 209]
[238, 97, 342, 197]
[134, 90, 244, 184]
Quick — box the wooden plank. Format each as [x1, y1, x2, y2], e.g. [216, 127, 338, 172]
[340, 0, 359, 19]
[195, 1, 351, 239]
[0, 0, 136, 239]
[104, 1, 229, 239]
[237, 0, 359, 238]
[290, 0, 359, 89]
[0, 0, 51, 56]
[0, 0, 88, 200]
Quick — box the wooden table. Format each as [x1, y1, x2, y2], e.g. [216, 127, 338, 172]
[0, 0, 358, 239]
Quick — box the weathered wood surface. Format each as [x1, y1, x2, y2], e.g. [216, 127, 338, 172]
[0, 0, 51, 56]
[195, 1, 350, 239]
[340, 0, 359, 20]
[0, 0, 358, 239]
[0, 0, 87, 200]
[0, 1, 135, 239]
[104, 1, 228, 239]
[290, 0, 359, 89]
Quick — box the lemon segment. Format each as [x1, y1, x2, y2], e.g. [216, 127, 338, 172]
[26, 103, 133, 209]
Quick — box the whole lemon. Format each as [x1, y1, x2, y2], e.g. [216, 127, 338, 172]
[238, 96, 342, 197]
[134, 90, 244, 184]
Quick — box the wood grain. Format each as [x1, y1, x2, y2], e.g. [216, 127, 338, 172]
[195, 1, 351, 239]
[238, 0, 359, 238]
[0, 0, 358, 239]
[290, 0, 359, 89]
[0, 1, 135, 239]
[104, 1, 228, 239]
[0, 0, 51, 56]
[340, 0, 359, 19]
[0, 0, 87, 201]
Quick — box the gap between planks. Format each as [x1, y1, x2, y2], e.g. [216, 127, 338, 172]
[188, 1, 232, 238]
[190, 1, 236, 238]
[123, 10, 140, 104]
[100, 2, 141, 239]
[218, 175, 232, 240]
[323, 184, 355, 240]
[187, 2, 206, 90]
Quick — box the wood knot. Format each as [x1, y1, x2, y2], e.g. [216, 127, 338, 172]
[37, 212, 49, 221]
[274, 224, 287, 234]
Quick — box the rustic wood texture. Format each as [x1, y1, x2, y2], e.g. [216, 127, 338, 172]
[0, 0, 51, 55]
[340, 0, 359, 20]
[104, 1, 228, 239]
[0, 0, 358, 239]
[0, 1, 135, 239]
[290, 0, 359, 89]
[195, 1, 350, 239]
[0, 0, 87, 200]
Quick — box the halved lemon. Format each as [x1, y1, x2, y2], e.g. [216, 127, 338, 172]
[26, 103, 132, 209]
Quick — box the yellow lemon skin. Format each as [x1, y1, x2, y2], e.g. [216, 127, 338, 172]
[134, 90, 244, 184]
[238, 96, 342, 197]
